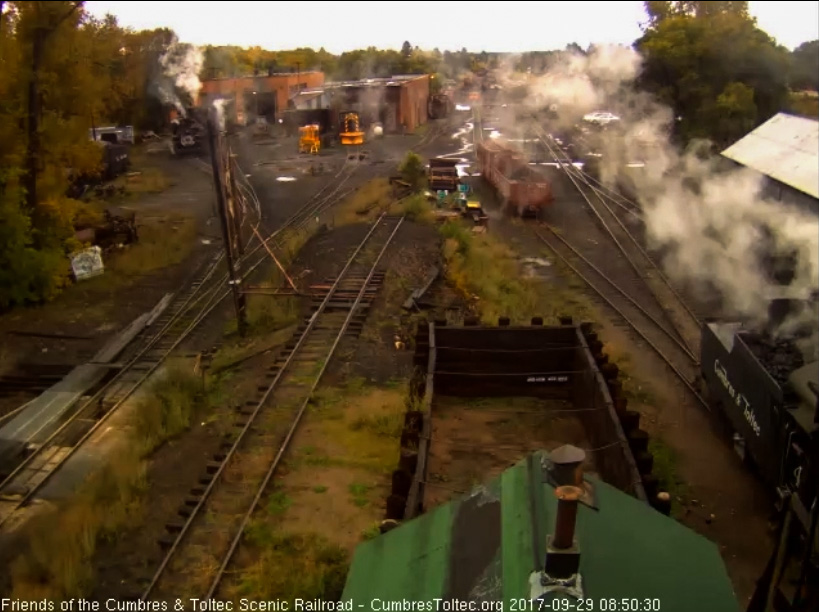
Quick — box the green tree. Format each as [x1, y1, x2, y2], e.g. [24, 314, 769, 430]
[0, 3, 180, 307]
[790, 40, 819, 91]
[637, 0, 789, 145]
[399, 152, 426, 192]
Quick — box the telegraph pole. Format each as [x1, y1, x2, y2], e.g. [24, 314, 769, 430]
[207, 111, 247, 336]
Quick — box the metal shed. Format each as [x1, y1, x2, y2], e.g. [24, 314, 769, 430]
[721, 113, 819, 215]
[343, 449, 739, 611]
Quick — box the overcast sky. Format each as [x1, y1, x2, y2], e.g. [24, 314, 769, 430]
[84, 1, 819, 53]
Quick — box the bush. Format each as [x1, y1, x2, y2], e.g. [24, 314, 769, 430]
[401, 194, 434, 224]
[0, 188, 72, 310]
[398, 152, 426, 192]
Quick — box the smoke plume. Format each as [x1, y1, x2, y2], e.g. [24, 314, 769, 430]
[212, 99, 228, 131]
[156, 39, 204, 115]
[500, 44, 819, 338]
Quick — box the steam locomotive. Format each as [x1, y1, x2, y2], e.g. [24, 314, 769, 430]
[170, 107, 208, 156]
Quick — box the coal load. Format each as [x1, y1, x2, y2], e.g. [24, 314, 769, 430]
[739, 331, 805, 389]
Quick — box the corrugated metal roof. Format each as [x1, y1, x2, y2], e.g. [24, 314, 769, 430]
[342, 450, 739, 611]
[721, 113, 819, 200]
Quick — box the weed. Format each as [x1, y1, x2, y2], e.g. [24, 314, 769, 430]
[400, 194, 434, 224]
[348, 483, 372, 507]
[648, 437, 688, 515]
[230, 528, 348, 601]
[312, 485, 328, 494]
[108, 214, 196, 278]
[266, 490, 292, 516]
[10, 362, 215, 597]
[361, 523, 381, 541]
[133, 365, 209, 452]
[333, 179, 393, 226]
[349, 412, 404, 438]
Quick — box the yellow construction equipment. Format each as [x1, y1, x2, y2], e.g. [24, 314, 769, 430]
[339, 111, 364, 146]
[298, 124, 321, 154]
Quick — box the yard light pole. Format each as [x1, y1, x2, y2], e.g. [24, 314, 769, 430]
[206, 110, 247, 337]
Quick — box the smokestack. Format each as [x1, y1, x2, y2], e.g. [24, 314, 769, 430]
[553, 486, 581, 549]
[549, 444, 586, 487]
[544, 485, 582, 578]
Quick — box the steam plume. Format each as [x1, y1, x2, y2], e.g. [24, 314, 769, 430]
[156, 39, 204, 116]
[500, 44, 819, 338]
[212, 99, 228, 131]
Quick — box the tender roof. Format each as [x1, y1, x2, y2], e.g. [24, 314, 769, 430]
[342, 450, 738, 611]
[721, 113, 819, 200]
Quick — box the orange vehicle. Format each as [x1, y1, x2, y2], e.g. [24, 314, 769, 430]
[298, 124, 321, 154]
[339, 111, 364, 146]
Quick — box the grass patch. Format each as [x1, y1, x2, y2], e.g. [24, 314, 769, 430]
[233, 526, 348, 601]
[361, 523, 381, 541]
[348, 482, 373, 507]
[107, 213, 197, 278]
[438, 220, 593, 324]
[333, 178, 393, 226]
[9, 364, 216, 598]
[349, 412, 404, 438]
[312, 485, 328, 494]
[266, 490, 292, 516]
[648, 437, 688, 516]
[601, 343, 656, 406]
[113, 166, 171, 195]
[394, 193, 434, 224]
[298, 386, 406, 474]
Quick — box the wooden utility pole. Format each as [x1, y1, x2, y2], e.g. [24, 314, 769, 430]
[207, 112, 247, 336]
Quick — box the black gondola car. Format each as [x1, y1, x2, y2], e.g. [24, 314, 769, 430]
[701, 303, 819, 612]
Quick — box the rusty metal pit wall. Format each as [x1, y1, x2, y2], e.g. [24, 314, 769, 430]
[384, 318, 655, 526]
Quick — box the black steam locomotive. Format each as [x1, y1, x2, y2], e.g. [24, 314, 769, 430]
[170, 107, 207, 156]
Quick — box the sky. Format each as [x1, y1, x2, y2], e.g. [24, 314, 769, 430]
[84, 1, 819, 53]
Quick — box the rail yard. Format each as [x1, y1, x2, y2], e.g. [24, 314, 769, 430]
[0, 10, 817, 612]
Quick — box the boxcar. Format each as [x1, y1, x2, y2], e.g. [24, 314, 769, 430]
[477, 141, 552, 218]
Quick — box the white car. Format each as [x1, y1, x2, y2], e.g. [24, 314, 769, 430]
[582, 111, 620, 125]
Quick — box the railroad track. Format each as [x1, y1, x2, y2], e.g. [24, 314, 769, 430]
[463, 107, 707, 409]
[526, 131, 708, 410]
[140, 213, 405, 601]
[0, 155, 363, 531]
[535, 128, 702, 355]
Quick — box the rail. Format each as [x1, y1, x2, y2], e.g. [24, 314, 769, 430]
[141, 213, 404, 599]
[0, 154, 363, 530]
[535, 130, 701, 360]
[535, 228, 709, 412]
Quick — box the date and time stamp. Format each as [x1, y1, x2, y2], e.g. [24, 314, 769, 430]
[1, 599, 663, 612]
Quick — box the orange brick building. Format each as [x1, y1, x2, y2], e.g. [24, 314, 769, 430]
[197, 71, 325, 124]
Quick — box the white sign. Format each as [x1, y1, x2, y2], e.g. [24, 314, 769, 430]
[70, 246, 104, 281]
[526, 375, 569, 383]
[714, 359, 761, 437]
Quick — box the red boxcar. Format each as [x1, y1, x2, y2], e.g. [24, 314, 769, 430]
[476, 140, 552, 218]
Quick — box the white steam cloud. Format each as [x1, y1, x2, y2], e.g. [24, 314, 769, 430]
[157, 40, 204, 116]
[212, 99, 228, 132]
[501, 44, 819, 341]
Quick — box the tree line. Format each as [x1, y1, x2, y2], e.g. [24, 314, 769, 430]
[0, 0, 817, 310]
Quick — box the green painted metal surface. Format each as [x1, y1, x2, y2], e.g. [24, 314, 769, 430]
[342, 450, 739, 612]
